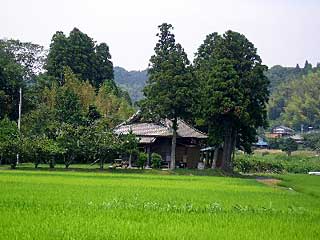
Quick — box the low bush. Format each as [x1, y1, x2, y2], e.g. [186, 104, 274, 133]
[234, 152, 320, 173]
[151, 153, 162, 169]
[137, 152, 148, 169]
[234, 155, 284, 173]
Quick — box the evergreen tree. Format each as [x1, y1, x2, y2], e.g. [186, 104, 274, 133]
[45, 31, 69, 85]
[140, 23, 195, 169]
[194, 30, 269, 172]
[95, 43, 114, 88]
[45, 28, 114, 89]
[67, 28, 96, 82]
[303, 60, 312, 74]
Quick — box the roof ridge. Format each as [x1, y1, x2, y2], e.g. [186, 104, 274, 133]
[114, 110, 141, 129]
[178, 118, 207, 137]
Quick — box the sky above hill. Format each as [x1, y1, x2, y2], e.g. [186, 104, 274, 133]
[1, 0, 320, 70]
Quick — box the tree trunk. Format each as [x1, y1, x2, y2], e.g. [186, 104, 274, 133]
[49, 159, 55, 169]
[221, 127, 236, 172]
[49, 157, 55, 168]
[212, 148, 219, 169]
[10, 159, 16, 169]
[100, 158, 104, 170]
[170, 118, 178, 170]
[128, 153, 132, 168]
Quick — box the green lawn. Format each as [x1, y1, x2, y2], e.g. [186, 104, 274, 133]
[0, 170, 319, 239]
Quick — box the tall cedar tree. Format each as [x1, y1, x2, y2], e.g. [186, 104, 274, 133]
[45, 28, 113, 89]
[194, 31, 269, 172]
[140, 23, 195, 169]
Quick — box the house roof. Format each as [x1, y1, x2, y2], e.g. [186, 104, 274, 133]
[114, 111, 207, 139]
[272, 125, 294, 132]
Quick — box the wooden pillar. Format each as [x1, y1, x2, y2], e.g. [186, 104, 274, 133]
[212, 148, 218, 169]
[147, 145, 151, 168]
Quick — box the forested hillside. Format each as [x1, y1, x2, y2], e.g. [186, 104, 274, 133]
[267, 61, 320, 129]
[265, 61, 317, 92]
[114, 67, 147, 103]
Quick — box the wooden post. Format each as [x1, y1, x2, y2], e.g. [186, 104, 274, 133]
[147, 145, 151, 168]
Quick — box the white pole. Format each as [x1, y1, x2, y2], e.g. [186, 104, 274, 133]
[18, 88, 22, 131]
[16, 88, 22, 165]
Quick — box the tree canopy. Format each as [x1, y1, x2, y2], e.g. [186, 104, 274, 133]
[45, 28, 114, 88]
[140, 23, 195, 169]
[194, 30, 269, 171]
[268, 70, 320, 130]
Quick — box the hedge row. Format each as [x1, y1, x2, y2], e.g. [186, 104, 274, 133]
[233, 153, 320, 174]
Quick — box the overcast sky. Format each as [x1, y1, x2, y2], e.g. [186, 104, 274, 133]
[1, 0, 320, 70]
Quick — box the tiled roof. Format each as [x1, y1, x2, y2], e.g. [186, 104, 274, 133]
[114, 122, 171, 136]
[114, 113, 207, 139]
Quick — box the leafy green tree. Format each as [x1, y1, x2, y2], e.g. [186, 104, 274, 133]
[83, 122, 119, 169]
[120, 130, 139, 168]
[87, 104, 101, 125]
[56, 87, 84, 125]
[96, 81, 134, 128]
[21, 105, 58, 138]
[194, 30, 269, 172]
[0, 45, 24, 120]
[140, 23, 195, 169]
[0, 39, 46, 83]
[280, 138, 298, 156]
[21, 136, 62, 168]
[56, 124, 81, 168]
[0, 117, 20, 168]
[303, 133, 320, 153]
[21, 136, 42, 168]
[42, 137, 63, 168]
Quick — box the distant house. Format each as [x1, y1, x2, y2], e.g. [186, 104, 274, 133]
[269, 125, 295, 138]
[253, 136, 268, 148]
[114, 112, 207, 168]
[290, 134, 303, 144]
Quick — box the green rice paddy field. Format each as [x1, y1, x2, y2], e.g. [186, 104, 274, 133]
[0, 170, 319, 239]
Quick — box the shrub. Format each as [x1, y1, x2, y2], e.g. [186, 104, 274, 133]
[151, 153, 162, 169]
[233, 154, 284, 173]
[279, 138, 298, 156]
[234, 152, 320, 174]
[267, 138, 280, 149]
[137, 152, 148, 169]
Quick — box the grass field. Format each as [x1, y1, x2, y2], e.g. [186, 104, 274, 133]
[0, 170, 319, 239]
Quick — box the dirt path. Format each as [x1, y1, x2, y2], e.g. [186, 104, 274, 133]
[256, 177, 282, 187]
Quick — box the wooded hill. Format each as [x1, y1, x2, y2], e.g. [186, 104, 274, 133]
[114, 67, 147, 103]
